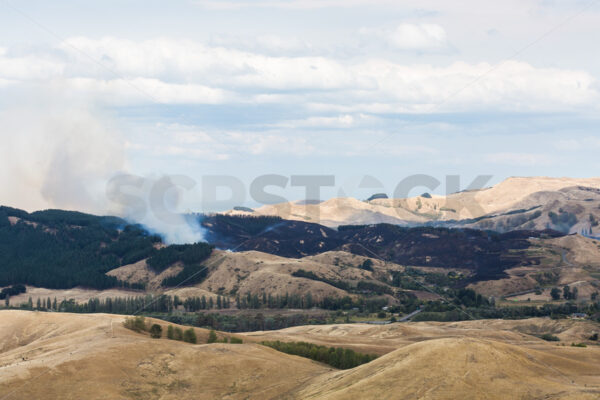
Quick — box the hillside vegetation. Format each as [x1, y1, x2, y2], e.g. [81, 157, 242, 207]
[3, 204, 600, 326]
[0, 207, 212, 290]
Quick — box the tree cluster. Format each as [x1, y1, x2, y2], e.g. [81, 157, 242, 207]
[0, 284, 26, 300]
[414, 301, 598, 322]
[550, 286, 578, 300]
[0, 208, 159, 289]
[261, 340, 378, 369]
[235, 292, 390, 313]
[147, 242, 213, 273]
[291, 269, 350, 291]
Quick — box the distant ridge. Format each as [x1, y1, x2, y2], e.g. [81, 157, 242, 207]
[224, 177, 600, 232]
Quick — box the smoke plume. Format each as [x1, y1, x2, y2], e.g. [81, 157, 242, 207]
[0, 99, 205, 244]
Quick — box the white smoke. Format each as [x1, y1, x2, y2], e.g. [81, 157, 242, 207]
[105, 173, 206, 244]
[0, 99, 124, 213]
[137, 210, 206, 245]
[0, 97, 205, 244]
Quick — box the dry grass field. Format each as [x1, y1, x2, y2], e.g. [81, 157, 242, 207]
[0, 311, 328, 400]
[227, 177, 600, 227]
[1, 311, 599, 399]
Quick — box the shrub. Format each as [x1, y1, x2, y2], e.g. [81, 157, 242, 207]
[173, 327, 184, 341]
[183, 328, 197, 344]
[230, 337, 243, 344]
[440, 207, 456, 212]
[167, 325, 175, 339]
[540, 333, 560, 342]
[123, 316, 146, 332]
[207, 329, 218, 343]
[589, 333, 598, 341]
[366, 193, 388, 201]
[571, 342, 587, 348]
[359, 259, 374, 271]
[357, 281, 392, 295]
[149, 324, 162, 338]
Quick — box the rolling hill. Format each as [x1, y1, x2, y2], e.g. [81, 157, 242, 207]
[225, 177, 600, 234]
[0, 311, 328, 400]
[108, 249, 397, 302]
[454, 185, 600, 234]
[4, 206, 600, 309]
[1, 311, 599, 399]
[204, 215, 565, 281]
[297, 337, 599, 400]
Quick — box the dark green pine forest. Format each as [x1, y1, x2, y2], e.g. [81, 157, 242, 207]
[0, 206, 212, 290]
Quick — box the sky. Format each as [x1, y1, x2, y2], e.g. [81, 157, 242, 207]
[0, 0, 599, 217]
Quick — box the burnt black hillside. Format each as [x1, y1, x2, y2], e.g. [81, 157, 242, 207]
[0, 207, 565, 290]
[202, 214, 343, 255]
[202, 215, 564, 281]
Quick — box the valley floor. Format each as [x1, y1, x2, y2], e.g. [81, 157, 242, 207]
[1, 311, 600, 399]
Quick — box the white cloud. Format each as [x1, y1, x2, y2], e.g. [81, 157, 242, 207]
[276, 114, 354, 128]
[0, 37, 597, 113]
[0, 78, 16, 87]
[58, 37, 358, 90]
[63, 77, 230, 105]
[209, 34, 314, 55]
[194, 0, 400, 10]
[0, 52, 64, 80]
[272, 113, 380, 129]
[171, 130, 214, 145]
[388, 24, 447, 49]
[360, 24, 448, 50]
[309, 60, 598, 113]
[133, 121, 441, 160]
[131, 123, 318, 159]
